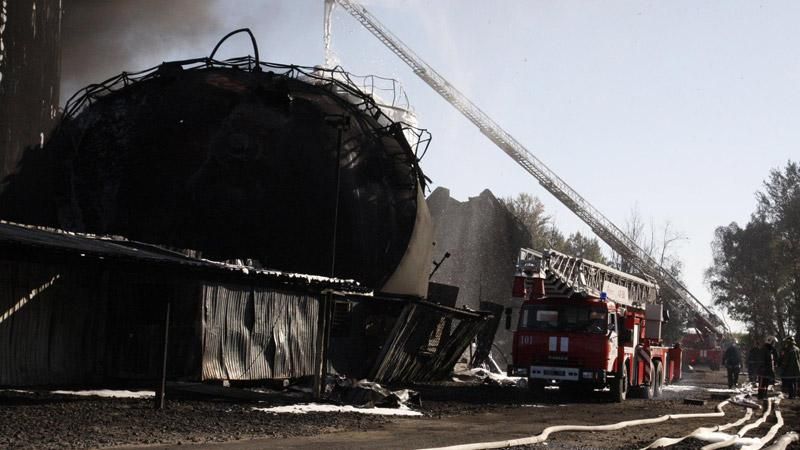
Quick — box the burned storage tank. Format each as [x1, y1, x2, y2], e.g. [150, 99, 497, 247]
[0, 42, 434, 296]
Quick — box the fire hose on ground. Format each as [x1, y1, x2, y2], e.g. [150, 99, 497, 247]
[418, 400, 735, 450]
[763, 432, 799, 450]
[643, 383, 792, 450]
[642, 393, 771, 449]
[418, 385, 793, 450]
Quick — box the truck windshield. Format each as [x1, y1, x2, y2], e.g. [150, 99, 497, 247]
[519, 304, 607, 333]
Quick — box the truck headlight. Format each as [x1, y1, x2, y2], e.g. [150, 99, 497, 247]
[582, 371, 594, 379]
[515, 367, 529, 376]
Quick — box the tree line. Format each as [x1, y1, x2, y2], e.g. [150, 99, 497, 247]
[500, 193, 606, 263]
[706, 161, 800, 343]
[502, 159, 800, 345]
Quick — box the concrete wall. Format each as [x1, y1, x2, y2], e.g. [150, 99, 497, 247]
[427, 187, 531, 367]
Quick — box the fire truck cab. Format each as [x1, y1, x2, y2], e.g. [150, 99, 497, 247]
[507, 249, 682, 402]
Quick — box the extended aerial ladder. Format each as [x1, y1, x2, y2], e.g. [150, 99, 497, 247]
[517, 248, 659, 307]
[332, 0, 730, 340]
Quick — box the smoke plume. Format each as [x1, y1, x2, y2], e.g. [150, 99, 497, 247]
[61, 0, 224, 103]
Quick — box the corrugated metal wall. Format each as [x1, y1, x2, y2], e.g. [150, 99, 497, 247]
[0, 261, 106, 386]
[2, 254, 483, 386]
[105, 275, 201, 381]
[327, 297, 406, 379]
[371, 302, 489, 384]
[2, 259, 326, 385]
[201, 284, 320, 380]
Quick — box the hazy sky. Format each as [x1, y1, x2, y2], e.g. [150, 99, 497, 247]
[63, 0, 800, 328]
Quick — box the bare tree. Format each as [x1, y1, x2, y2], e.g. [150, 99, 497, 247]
[502, 193, 607, 263]
[612, 205, 687, 274]
[610, 207, 689, 343]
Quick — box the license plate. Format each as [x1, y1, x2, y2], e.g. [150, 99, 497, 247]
[530, 366, 580, 381]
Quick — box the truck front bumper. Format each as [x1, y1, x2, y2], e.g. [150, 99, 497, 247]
[511, 365, 608, 385]
[530, 365, 581, 381]
[508, 365, 608, 385]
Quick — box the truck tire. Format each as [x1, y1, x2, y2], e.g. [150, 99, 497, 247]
[641, 367, 655, 400]
[653, 362, 664, 397]
[611, 368, 627, 403]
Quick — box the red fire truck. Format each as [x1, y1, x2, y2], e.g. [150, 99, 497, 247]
[507, 249, 682, 402]
[680, 329, 722, 371]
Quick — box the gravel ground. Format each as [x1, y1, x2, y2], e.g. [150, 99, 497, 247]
[0, 392, 388, 449]
[1, 370, 798, 449]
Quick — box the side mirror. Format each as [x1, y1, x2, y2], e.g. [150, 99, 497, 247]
[504, 307, 513, 330]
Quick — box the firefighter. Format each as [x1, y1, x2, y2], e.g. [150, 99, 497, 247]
[758, 336, 778, 399]
[722, 341, 742, 388]
[779, 336, 800, 399]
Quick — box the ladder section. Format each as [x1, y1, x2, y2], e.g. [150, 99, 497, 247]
[335, 0, 730, 337]
[520, 248, 658, 306]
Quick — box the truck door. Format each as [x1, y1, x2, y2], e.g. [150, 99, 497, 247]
[608, 313, 618, 371]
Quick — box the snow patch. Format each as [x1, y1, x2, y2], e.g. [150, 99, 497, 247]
[204, 258, 363, 287]
[452, 367, 525, 387]
[1, 389, 34, 394]
[661, 384, 700, 392]
[253, 403, 423, 416]
[51, 389, 155, 399]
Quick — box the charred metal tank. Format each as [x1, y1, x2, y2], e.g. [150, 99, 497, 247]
[0, 42, 433, 296]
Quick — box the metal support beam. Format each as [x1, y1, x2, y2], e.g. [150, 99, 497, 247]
[155, 301, 171, 410]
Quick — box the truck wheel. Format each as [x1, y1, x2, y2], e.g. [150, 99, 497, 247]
[611, 369, 627, 403]
[641, 369, 656, 399]
[653, 362, 664, 398]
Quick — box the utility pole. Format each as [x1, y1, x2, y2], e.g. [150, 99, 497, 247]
[324, 114, 351, 278]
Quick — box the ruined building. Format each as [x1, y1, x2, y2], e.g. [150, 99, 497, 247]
[0, 36, 491, 386]
[427, 187, 532, 365]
